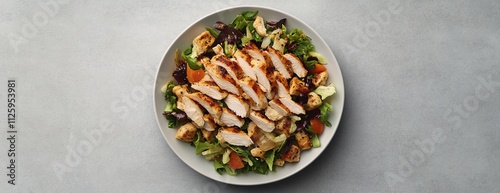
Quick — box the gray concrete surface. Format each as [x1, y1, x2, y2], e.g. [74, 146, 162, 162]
[1, 0, 499, 192]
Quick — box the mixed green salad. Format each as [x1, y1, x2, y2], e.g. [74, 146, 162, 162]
[161, 10, 336, 175]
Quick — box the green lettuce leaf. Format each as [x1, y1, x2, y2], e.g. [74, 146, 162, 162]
[314, 83, 336, 100]
[319, 102, 333, 127]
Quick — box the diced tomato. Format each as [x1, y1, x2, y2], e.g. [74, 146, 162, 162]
[228, 151, 245, 170]
[310, 118, 324, 135]
[187, 65, 205, 83]
[307, 63, 327, 74]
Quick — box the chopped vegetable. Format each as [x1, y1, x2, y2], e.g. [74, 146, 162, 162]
[163, 110, 188, 128]
[307, 63, 327, 74]
[287, 28, 316, 68]
[266, 18, 286, 30]
[186, 65, 205, 83]
[305, 125, 321, 147]
[309, 51, 327, 64]
[319, 102, 333, 127]
[163, 81, 177, 113]
[310, 118, 324, 135]
[311, 133, 320, 147]
[265, 149, 276, 171]
[213, 21, 244, 45]
[206, 27, 219, 38]
[181, 45, 202, 70]
[241, 10, 258, 20]
[172, 63, 188, 84]
[314, 83, 336, 100]
[228, 151, 245, 170]
[222, 149, 231, 164]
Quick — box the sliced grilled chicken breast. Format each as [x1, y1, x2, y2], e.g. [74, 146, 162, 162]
[249, 111, 275, 132]
[265, 106, 284, 121]
[187, 92, 222, 120]
[204, 61, 240, 95]
[219, 127, 253, 147]
[266, 47, 293, 79]
[211, 55, 244, 83]
[274, 71, 291, 99]
[202, 114, 217, 131]
[220, 108, 245, 127]
[187, 92, 222, 119]
[244, 43, 274, 94]
[247, 121, 277, 151]
[269, 99, 291, 116]
[224, 94, 249, 117]
[233, 50, 257, 80]
[200, 72, 214, 82]
[239, 77, 267, 110]
[283, 53, 308, 78]
[181, 96, 204, 127]
[247, 121, 258, 140]
[279, 97, 305, 115]
[261, 52, 277, 100]
[251, 60, 272, 93]
[191, 81, 228, 100]
[244, 43, 266, 63]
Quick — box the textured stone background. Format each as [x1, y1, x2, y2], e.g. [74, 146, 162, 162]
[1, 0, 499, 192]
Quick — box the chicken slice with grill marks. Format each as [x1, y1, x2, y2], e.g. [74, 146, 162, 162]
[218, 127, 254, 147]
[247, 122, 277, 151]
[265, 105, 284, 121]
[283, 53, 308, 78]
[202, 114, 217, 131]
[191, 81, 228, 100]
[224, 94, 249, 118]
[203, 59, 240, 95]
[244, 43, 273, 93]
[181, 96, 204, 128]
[238, 77, 267, 110]
[243, 42, 266, 62]
[233, 50, 257, 80]
[220, 108, 245, 127]
[200, 72, 214, 82]
[279, 97, 305, 115]
[266, 47, 293, 79]
[269, 98, 291, 117]
[187, 92, 222, 120]
[249, 110, 275, 132]
[211, 55, 244, 83]
[274, 71, 291, 99]
[250, 59, 272, 94]
[261, 52, 277, 100]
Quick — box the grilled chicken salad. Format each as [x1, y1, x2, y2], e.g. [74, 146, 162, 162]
[161, 11, 336, 175]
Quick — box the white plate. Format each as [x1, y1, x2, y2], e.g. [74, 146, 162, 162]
[153, 5, 345, 185]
